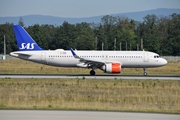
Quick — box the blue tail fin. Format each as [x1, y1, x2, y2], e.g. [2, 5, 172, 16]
[13, 25, 43, 51]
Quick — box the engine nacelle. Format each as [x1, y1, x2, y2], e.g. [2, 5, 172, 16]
[101, 63, 121, 73]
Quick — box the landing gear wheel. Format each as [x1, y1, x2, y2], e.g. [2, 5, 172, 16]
[90, 70, 95, 75]
[143, 68, 147, 76]
[144, 72, 147, 76]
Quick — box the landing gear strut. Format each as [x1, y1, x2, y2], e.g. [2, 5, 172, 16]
[143, 68, 147, 76]
[90, 70, 95, 75]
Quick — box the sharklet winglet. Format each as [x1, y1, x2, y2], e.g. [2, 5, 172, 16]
[70, 48, 79, 59]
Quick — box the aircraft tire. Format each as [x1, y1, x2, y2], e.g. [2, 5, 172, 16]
[90, 70, 95, 75]
[144, 72, 147, 76]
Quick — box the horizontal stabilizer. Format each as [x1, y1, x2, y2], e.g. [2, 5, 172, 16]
[10, 52, 31, 58]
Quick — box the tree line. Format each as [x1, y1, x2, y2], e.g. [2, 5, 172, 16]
[0, 13, 180, 56]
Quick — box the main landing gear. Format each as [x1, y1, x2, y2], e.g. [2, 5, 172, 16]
[90, 70, 95, 75]
[90, 66, 96, 75]
[143, 68, 147, 76]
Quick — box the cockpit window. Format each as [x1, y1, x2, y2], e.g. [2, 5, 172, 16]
[154, 56, 160, 58]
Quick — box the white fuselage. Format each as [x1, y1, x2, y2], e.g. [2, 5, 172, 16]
[10, 49, 167, 69]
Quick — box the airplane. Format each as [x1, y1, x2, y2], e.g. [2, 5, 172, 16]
[10, 25, 167, 76]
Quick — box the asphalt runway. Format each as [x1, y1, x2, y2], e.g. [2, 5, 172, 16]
[0, 110, 180, 120]
[0, 74, 180, 80]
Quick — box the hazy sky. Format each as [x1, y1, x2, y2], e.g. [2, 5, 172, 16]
[0, 0, 180, 18]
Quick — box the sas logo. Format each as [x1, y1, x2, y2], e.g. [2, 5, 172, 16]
[19, 43, 35, 50]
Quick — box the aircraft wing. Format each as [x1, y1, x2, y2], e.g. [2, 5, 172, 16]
[80, 58, 105, 67]
[70, 48, 105, 67]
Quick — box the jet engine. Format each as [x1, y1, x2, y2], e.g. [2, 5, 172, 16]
[101, 63, 121, 73]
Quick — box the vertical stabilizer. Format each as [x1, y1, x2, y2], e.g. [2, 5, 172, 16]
[13, 25, 43, 51]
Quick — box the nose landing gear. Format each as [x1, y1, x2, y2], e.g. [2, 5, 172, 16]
[143, 68, 147, 76]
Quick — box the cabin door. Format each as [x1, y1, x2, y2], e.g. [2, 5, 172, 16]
[144, 53, 149, 62]
[41, 52, 46, 62]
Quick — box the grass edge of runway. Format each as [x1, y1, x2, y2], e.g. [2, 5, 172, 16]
[0, 78, 180, 114]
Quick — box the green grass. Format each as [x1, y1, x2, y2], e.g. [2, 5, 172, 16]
[0, 78, 180, 113]
[0, 59, 180, 113]
[0, 58, 180, 75]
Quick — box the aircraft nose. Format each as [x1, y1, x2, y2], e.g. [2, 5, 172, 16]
[162, 59, 167, 65]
